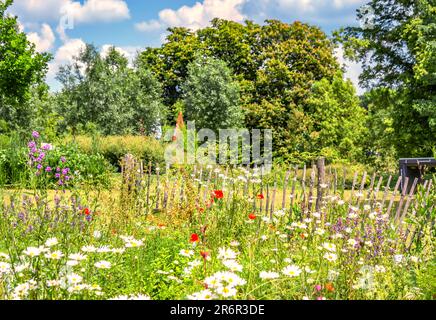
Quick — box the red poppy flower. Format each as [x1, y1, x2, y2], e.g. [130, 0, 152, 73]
[200, 251, 209, 260]
[325, 283, 335, 292]
[300, 233, 306, 239]
[198, 207, 205, 213]
[213, 190, 224, 199]
[248, 213, 256, 220]
[83, 208, 90, 215]
[190, 233, 200, 242]
[256, 194, 264, 200]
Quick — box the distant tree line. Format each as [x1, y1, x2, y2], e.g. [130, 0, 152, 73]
[0, 0, 434, 167]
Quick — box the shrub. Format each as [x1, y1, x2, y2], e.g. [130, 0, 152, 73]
[64, 135, 166, 171]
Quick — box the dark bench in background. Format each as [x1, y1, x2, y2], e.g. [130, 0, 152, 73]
[399, 158, 436, 192]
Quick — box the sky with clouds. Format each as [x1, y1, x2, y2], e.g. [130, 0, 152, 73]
[8, 0, 367, 93]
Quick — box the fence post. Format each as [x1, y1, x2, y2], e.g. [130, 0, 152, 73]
[315, 157, 325, 212]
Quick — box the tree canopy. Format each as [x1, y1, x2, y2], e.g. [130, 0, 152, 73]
[340, 0, 436, 158]
[0, 0, 51, 131]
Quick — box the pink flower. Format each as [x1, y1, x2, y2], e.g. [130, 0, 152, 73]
[314, 284, 322, 292]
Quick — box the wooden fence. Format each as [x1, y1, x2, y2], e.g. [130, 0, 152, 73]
[120, 156, 435, 229]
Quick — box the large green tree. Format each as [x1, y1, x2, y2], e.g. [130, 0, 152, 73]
[138, 19, 362, 162]
[341, 0, 436, 157]
[57, 44, 165, 135]
[182, 56, 242, 133]
[0, 0, 51, 131]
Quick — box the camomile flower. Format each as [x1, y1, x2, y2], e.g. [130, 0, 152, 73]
[45, 251, 64, 260]
[15, 263, 29, 272]
[218, 247, 238, 260]
[188, 289, 216, 300]
[81, 245, 97, 253]
[93, 231, 102, 239]
[111, 248, 125, 254]
[348, 212, 358, 219]
[315, 228, 325, 236]
[45, 238, 58, 247]
[23, 247, 41, 258]
[337, 200, 345, 205]
[68, 284, 88, 293]
[345, 227, 353, 234]
[67, 260, 79, 266]
[69, 253, 87, 261]
[0, 261, 11, 274]
[363, 204, 371, 211]
[109, 294, 151, 300]
[347, 239, 357, 247]
[46, 280, 61, 287]
[274, 210, 286, 217]
[95, 261, 111, 269]
[229, 241, 240, 247]
[259, 271, 279, 279]
[304, 267, 315, 274]
[394, 255, 403, 264]
[125, 239, 144, 248]
[323, 253, 338, 262]
[0, 252, 9, 260]
[216, 286, 237, 298]
[410, 256, 420, 263]
[188, 260, 202, 268]
[375, 265, 386, 273]
[179, 249, 194, 257]
[322, 242, 336, 252]
[260, 235, 268, 241]
[215, 271, 246, 286]
[204, 275, 222, 289]
[283, 258, 292, 263]
[282, 265, 302, 277]
[222, 260, 243, 272]
[67, 273, 83, 284]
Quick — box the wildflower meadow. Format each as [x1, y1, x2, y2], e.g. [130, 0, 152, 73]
[0, 131, 434, 301]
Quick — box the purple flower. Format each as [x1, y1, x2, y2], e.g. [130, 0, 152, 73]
[32, 131, 40, 139]
[28, 141, 36, 149]
[55, 173, 60, 179]
[36, 164, 42, 170]
[65, 175, 70, 181]
[45, 166, 52, 172]
[62, 168, 70, 175]
[60, 156, 66, 163]
[41, 143, 53, 151]
[56, 167, 60, 172]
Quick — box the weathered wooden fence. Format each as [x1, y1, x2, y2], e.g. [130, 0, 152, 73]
[121, 156, 435, 230]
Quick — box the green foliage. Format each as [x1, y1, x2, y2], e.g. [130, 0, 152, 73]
[305, 73, 368, 162]
[64, 135, 166, 170]
[0, 133, 113, 187]
[0, 0, 51, 131]
[138, 19, 364, 163]
[182, 56, 242, 133]
[340, 0, 436, 158]
[56, 45, 166, 135]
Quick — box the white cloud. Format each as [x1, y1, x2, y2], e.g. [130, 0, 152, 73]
[27, 23, 55, 52]
[136, 0, 246, 32]
[334, 45, 364, 95]
[65, 0, 130, 24]
[135, 20, 163, 32]
[10, 0, 130, 24]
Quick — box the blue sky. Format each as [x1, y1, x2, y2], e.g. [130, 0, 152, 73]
[9, 0, 367, 92]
